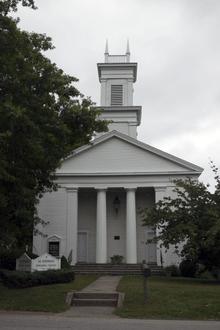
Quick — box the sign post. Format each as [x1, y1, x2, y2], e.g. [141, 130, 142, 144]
[141, 260, 151, 303]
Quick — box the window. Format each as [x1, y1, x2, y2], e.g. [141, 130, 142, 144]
[111, 85, 123, 106]
[49, 242, 59, 257]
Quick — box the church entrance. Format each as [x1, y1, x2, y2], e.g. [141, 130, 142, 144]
[146, 231, 157, 263]
[77, 232, 87, 263]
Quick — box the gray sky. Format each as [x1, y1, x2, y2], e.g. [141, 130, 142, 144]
[13, 0, 220, 191]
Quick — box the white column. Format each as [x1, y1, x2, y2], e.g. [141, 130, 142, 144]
[100, 79, 107, 106]
[96, 189, 107, 263]
[127, 78, 133, 106]
[126, 188, 137, 264]
[66, 188, 78, 265]
[154, 187, 166, 266]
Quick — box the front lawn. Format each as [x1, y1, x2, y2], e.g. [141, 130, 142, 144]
[0, 275, 99, 313]
[114, 276, 220, 320]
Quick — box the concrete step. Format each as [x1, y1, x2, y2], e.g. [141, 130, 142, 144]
[71, 292, 118, 307]
[72, 263, 164, 276]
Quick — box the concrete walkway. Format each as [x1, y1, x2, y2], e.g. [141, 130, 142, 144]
[62, 276, 123, 318]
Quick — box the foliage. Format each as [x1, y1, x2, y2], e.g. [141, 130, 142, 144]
[179, 260, 198, 278]
[0, 249, 38, 270]
[164, 264, 180, 277]
[110, 255, 124, 260]
[0, 1, 109, 248]
[61, 255, 72, 269]
[139, 164, 220, 277]
[110, 255, 124, 264]
[195, 266, 215, 280]
[0, 268, 75, 288]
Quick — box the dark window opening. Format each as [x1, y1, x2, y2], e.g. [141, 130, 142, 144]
[49, 242, 59, 257]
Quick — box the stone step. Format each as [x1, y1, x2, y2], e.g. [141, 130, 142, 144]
[74, 292, 118, 299]
[72, 263, 164, 276]
[71, 292, 118, 307]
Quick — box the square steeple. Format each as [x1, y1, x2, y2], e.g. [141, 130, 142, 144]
[96, 41, 142, 139]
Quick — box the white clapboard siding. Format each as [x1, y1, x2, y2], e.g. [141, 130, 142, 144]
[59, 137, 191, 174]
[36, 189, 67, 258]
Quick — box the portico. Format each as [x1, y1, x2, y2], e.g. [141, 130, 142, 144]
[66, 185, 141, 265]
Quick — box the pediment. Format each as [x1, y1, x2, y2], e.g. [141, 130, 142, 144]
[57, 131, 203, 175]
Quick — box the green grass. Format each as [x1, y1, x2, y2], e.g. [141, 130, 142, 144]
[114, 276, 220, 320]
[1, 275, 220, 319]
[0, 275, 99, 313]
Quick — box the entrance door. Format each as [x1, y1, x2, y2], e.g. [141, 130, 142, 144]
[77, 232, 87, 263]
[146, 232, 157, 263]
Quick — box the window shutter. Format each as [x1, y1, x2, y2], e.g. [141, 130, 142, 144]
[111, 85, 123, 106]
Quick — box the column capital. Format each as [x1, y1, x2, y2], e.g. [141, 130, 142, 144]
[66, 187, 78, 193]
[125, 188, 137, 192]
[95, 188, 108, 192]
[154, 186, 166, 193]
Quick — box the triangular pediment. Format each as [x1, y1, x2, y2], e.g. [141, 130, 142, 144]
[57, 131, 203, 175]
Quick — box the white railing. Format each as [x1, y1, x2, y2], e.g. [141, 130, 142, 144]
[107, 55, 127, 63]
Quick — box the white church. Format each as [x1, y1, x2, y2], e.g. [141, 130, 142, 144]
[33, 42, 203, 268]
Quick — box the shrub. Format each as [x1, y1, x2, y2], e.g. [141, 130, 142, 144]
[164, 264, 180, 277]
[0, 269, 75, 288]
[179, 260, 198, 278]
[0, 250, 38, 270]
[61, 255, 72, 269]
[195, 266, 215, 280]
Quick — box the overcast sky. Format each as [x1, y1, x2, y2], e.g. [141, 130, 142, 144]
[13, 0, 220, 191]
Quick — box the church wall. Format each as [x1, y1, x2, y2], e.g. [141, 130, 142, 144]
[34, 188, 67, 258]
[107, 123, 129, 136]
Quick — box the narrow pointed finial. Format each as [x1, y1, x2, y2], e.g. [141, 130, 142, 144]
[105, 39, 109, 54]
[105, 39, 109, 62]
[126, 39, 130, 62]
[126, 39, 130, 54]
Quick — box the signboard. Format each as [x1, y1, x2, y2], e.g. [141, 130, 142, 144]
[32, 253, 61, 272]
[16, 253, 61, 272]
[16, 253, 32, 272]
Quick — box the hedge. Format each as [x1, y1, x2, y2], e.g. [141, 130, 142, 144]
[0, 268, 75, 288]
[0, 250, 38, 271]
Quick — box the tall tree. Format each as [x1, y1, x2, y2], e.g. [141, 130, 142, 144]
[139, 164, 220, 280]
[0, 0, 109, 248]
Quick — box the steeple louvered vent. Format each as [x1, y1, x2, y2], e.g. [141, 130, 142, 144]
[111, 85, 123, 106]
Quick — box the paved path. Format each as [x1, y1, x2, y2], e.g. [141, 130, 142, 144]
[61, 276, 122, 318]
[81, 275, 122, 293]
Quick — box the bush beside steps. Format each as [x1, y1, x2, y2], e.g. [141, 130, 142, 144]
[0, 268, 75, 289]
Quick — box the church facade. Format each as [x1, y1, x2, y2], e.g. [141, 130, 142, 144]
[33, 43, 203, 267]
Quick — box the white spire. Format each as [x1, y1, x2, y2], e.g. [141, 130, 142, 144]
[105, 39, 109, 62]
[105, 39, 109, 54]
[126, 39, 130, 62]
[126, 39, 130, 54]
